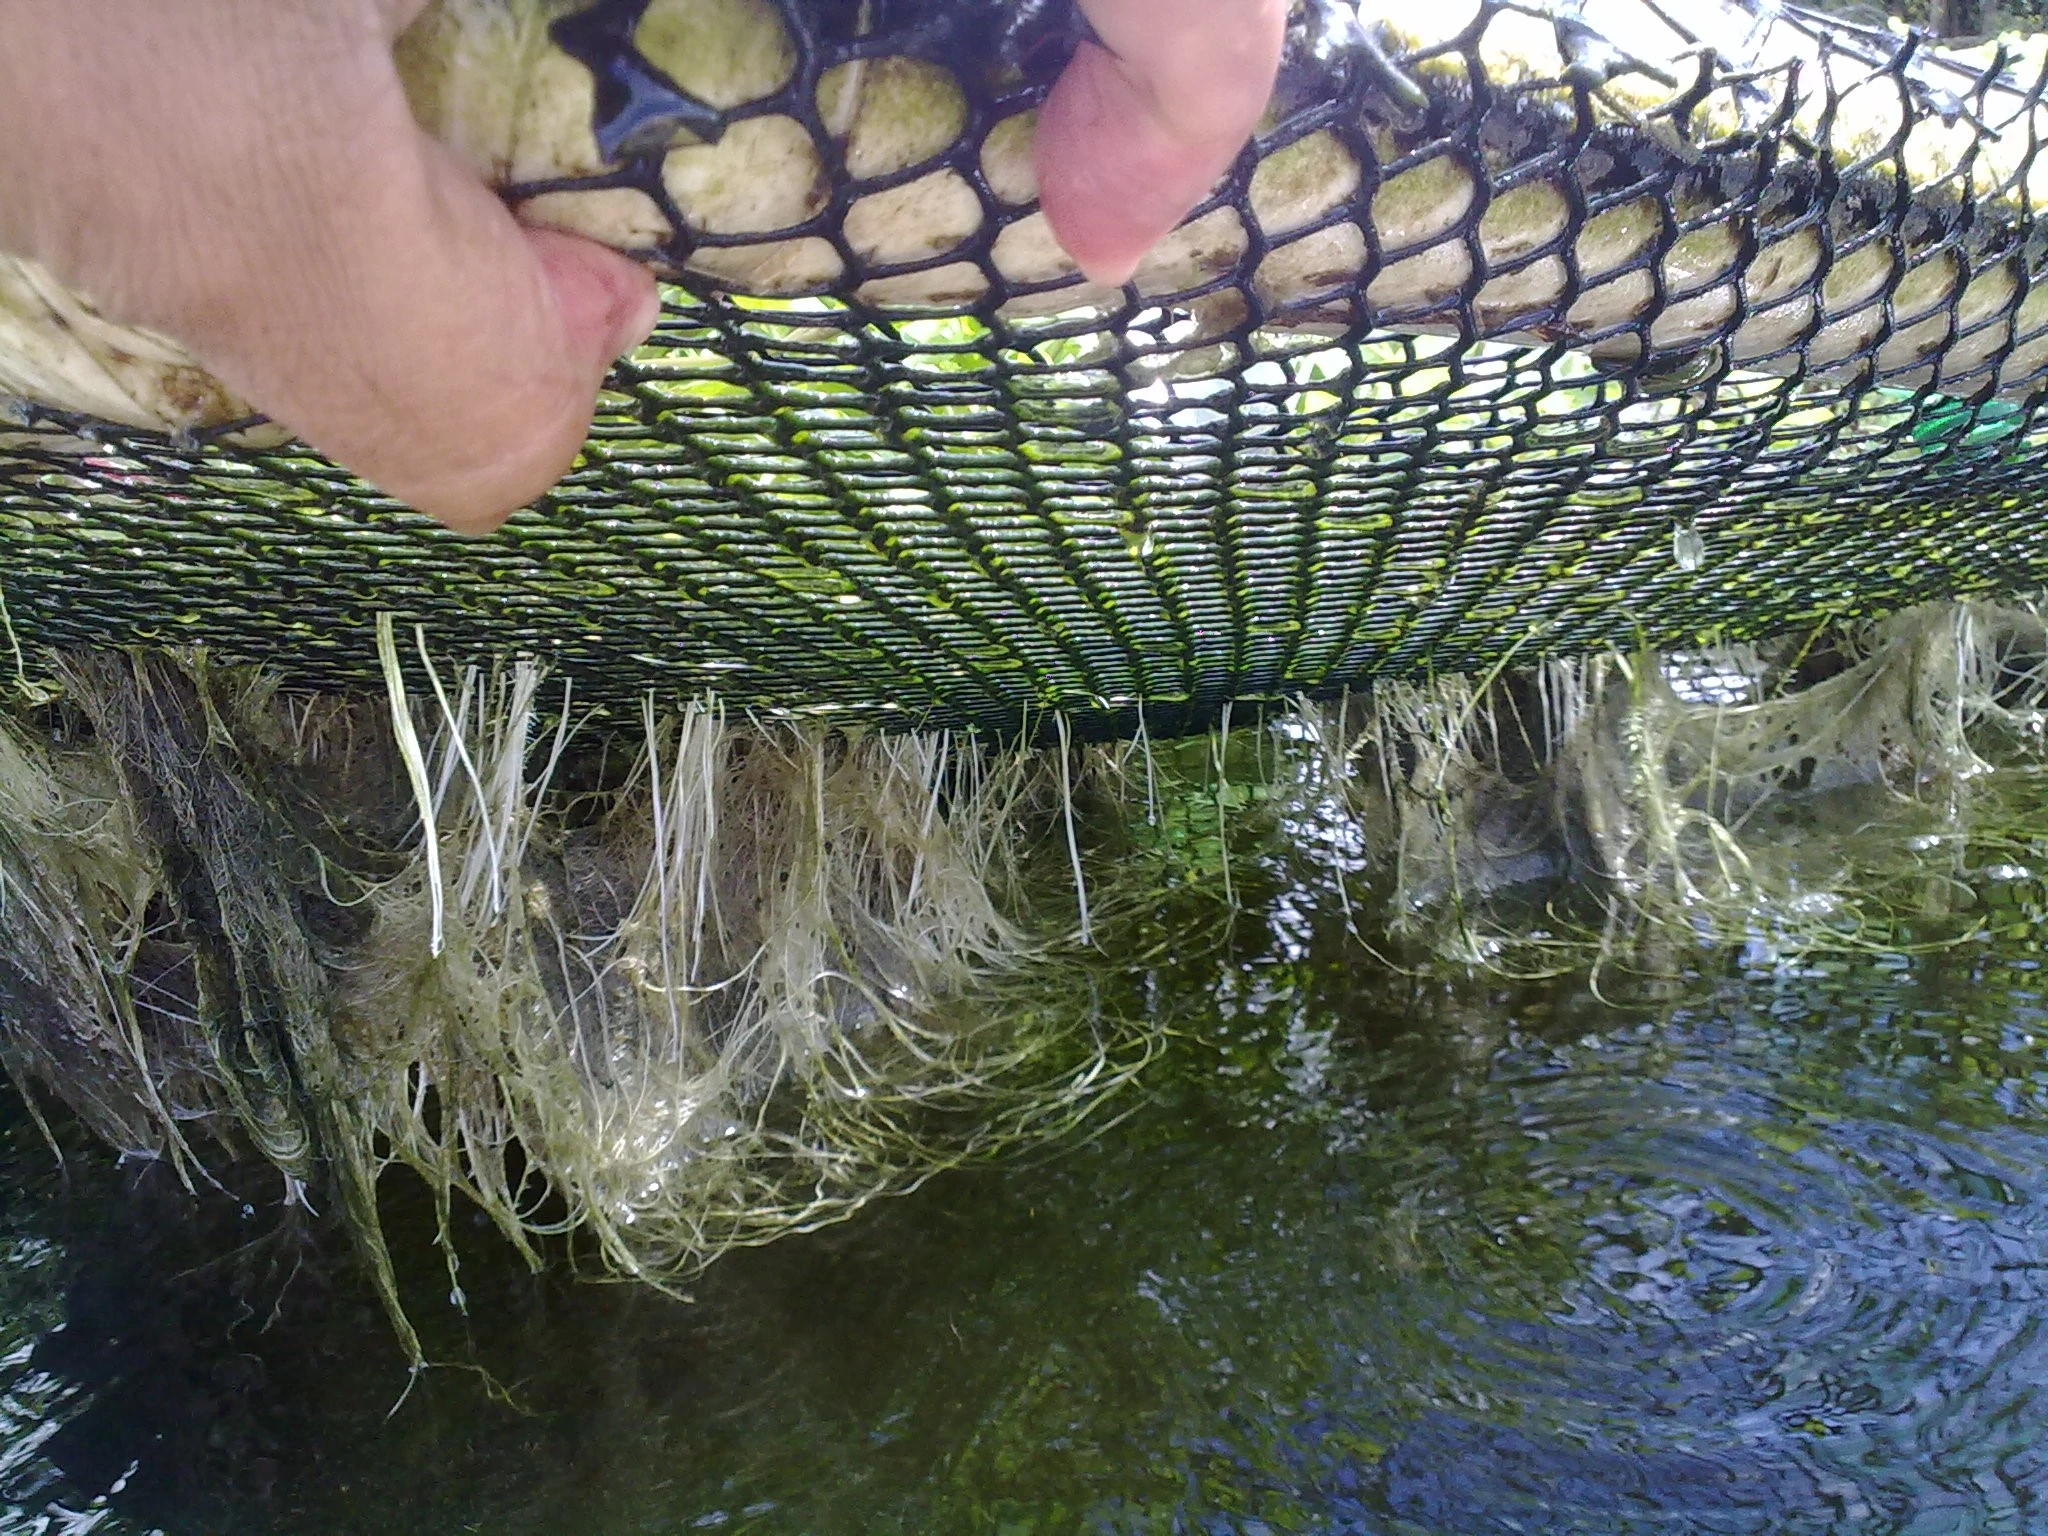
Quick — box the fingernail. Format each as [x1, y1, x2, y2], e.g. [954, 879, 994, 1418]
[608, 278, 662, 360]
[531, 231, 662, 364]
[1081, 255, 1140, 288]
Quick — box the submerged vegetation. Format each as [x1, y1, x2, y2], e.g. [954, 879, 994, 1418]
[0, 636, 1149, 1356]
[1288, 600, 2048, 971]
[0, 599, 2044, 1351]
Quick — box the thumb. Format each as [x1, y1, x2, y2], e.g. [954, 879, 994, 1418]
[1036, 0, 1286, 286]
[183, 121, 657, 533]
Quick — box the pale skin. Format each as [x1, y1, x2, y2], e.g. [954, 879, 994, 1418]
[0, 0, 1285, 533]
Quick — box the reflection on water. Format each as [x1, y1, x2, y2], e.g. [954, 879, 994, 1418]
[7, 772, 2048, 1532]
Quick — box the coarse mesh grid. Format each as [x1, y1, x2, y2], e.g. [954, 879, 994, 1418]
[7, 0, 2048, 738]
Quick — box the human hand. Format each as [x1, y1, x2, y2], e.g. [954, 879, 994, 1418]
[0, 0, 1281, 534]
[1037, 0, 1289, 286]
[0, 0, 659, 533]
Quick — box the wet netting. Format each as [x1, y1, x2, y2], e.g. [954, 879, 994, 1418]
[18, 0, 2048, 1341]
[6, 0, 2048, 737]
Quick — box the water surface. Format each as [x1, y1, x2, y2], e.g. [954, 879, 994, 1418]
[6, 769, 2048, 1533]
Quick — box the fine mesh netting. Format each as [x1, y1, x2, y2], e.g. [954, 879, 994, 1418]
[17, 0, 2048, 1344]
[8, 0, 2048, 737]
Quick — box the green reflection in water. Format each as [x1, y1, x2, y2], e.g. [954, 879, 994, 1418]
[10, 758, 2048, 1533]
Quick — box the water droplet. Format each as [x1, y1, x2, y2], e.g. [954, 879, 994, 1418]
[1673, 521, 1705, 572]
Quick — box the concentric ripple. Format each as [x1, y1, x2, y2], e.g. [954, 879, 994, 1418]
[13, 847, 2048, 1533]
[1148, 945, 2048, 1536]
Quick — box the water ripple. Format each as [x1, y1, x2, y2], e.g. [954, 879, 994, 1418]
[1169, 960, 2048, 1534]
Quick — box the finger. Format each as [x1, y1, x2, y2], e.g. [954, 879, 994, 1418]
[186, 118, 659, 533]
[1037, 0, 1286, 285]
[371, 0, 433, 37]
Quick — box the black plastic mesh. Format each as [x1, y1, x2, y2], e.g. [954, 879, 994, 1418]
[8, 0, 2048, 738]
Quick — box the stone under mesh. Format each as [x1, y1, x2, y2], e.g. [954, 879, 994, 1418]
[6, 0, 2048, 738]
